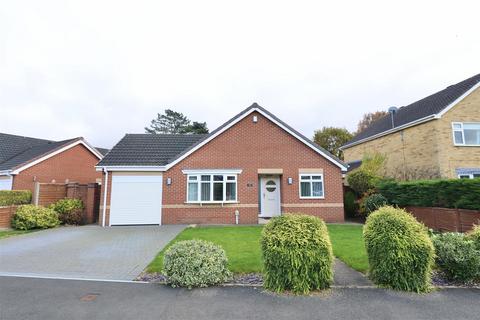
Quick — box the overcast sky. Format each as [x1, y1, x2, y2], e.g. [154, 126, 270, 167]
[1, 0, 479, 148]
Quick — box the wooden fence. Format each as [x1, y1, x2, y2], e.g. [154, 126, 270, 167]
[405, 206, 480, 232]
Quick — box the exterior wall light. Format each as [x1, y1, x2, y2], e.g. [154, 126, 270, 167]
[253, 115, 258, 123]
[288, 177, 293, 185]
[166, 177, 172, 185]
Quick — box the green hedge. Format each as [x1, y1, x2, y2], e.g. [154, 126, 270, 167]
[363, 206, 434, 292]
[261, 214, 333, 294]
[0, 190, 32, 206]
[377, 179, 480, 210]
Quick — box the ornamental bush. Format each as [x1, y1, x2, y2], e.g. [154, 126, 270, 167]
[0, 190, 32, 206]
[360, 193, 388, 216]
[377, 179, 480, 210]
[50, 198, 84, 225]
[363, 206, 434, 292]
[163, 240, 231, 288]
[261, 214, 333, 294]
[347, 170, 376, 195]
[432, 232, 480, 282]
[11, 205, 60, 230]
[466, 225, 480, 250]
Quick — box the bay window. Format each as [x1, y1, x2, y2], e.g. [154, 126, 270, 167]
[187, 173, 238, 203]
[299, 174, 324, 198]
[452, 122, 480, 146]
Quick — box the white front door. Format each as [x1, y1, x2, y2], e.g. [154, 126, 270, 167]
[109, 174, 163, 226]
[259, 175, 281, 217]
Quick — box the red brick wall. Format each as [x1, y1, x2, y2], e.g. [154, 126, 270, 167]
[100, 111, 344, 225]
[12, 144, 102, 194]
[406, 206, 480, 232]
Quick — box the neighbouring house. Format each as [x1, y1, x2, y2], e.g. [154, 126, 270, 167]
[341, 73, 480, 180]
[0, 133, 107, 193]
[96, 104, 347, 226]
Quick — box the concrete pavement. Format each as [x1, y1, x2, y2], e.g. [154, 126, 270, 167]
[0, 225, 185, 280]
[1, 276, 479, 320]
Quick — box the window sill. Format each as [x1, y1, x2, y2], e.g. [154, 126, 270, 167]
[184, 201, 239, 206]
[299, 197, 325, 200]
[453, 144, 480, 147]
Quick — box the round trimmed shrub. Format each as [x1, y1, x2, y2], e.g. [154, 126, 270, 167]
[50, 198, 84, 225]
[11, 205, 60, 230]
[360, 193, 388, 216]
[363, 206, 434, 292]
[163, 240, 231, 288]
[466, 224, 480, 250]
[261, 214, 333, 294]
[432, 233, 480, 282]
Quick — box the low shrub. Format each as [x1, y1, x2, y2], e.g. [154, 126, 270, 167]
[50, 198, 84, 225]
[377, 179, 480, 210]
[466, 225, 480, 250]
[433, 233, 480, 282]
[347, 170, 376, 195]
[11, 205, 60, 230]
[360, 193, 388, 216]
[363, 206, 434, 292]
[0, 190, 32, 206]
[344, 190, 357, 217]
[261, 214, 333, 294]
[163, 240, 231, 288]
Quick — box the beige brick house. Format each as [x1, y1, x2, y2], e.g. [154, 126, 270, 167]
[341, 74, 480, 180]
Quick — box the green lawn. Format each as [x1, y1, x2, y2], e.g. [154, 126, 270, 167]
[0, 229, 33, 239]
[147, 224, 368, 274]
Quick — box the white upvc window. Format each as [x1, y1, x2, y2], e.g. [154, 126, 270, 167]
[299, 174, 324, 199]
[452, 122, 480, 146]
[458, 173, 480, 179]
[187, 174, 238, 203]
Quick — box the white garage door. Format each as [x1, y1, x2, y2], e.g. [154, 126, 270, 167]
[109, 175, 163, 225]
[0, 176, 12, 190]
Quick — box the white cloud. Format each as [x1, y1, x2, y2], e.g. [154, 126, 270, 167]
[1, 0, 479, 147]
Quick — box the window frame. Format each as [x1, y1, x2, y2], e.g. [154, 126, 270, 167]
[458, 173, 480, 179]
[298, 173, 325, 199]
[186, 173, 238, 204]
[452, 122, 480, 146]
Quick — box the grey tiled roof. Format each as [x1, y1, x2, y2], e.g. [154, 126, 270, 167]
[95, 147, 110, 156]
[98, 104, 346, 168]
[0, 133, 106, 172]
[97, 134, 208, 166]
[344, 73, 480, 147]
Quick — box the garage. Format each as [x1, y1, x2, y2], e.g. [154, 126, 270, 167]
[0, 176, 12, 190]
[109, 174, 163, 226]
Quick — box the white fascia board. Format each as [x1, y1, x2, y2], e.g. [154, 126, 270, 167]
[11, 140, 102, 175]
[182, 169, 243, 175]
[341, 114, 437, 150]
[0, 170, 13, 176]
[95, 166, 167, 172]
[165, 107, 348, 171]
[435, 82, 480, 118]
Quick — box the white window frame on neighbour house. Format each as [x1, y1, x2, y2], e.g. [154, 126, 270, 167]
[458, 173, 480, 179]
[299, 174, 324, 199]
[452, 122, 480, 146]
[186, 173, 238, 204]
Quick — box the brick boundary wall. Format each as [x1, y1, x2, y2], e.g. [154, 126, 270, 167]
[405, 206, 480, 232]
[0, 206, 17, 229]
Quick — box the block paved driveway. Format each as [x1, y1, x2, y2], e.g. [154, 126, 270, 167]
[0, 225, 185, 281]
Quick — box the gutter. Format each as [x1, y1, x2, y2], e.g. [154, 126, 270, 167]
[340, 114, 437, 150]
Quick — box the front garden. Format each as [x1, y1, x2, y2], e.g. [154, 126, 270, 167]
[147, 223, 368, 275]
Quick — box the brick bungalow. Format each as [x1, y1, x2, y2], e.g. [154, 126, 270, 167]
[0, 133, 107, 193]
[96, 104, 347, 226]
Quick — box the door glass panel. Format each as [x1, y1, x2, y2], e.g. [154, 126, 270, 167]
[266, 180, 276, 192]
